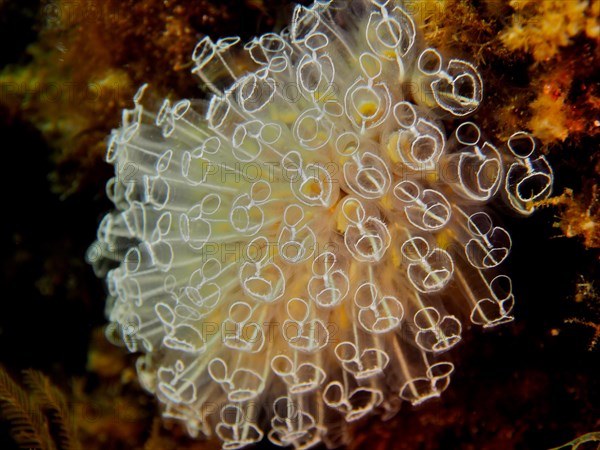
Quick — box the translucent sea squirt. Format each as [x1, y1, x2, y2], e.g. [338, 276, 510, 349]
[88, 0, 554, 448]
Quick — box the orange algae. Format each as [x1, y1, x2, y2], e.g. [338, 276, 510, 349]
[501, 0, 599, 62]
